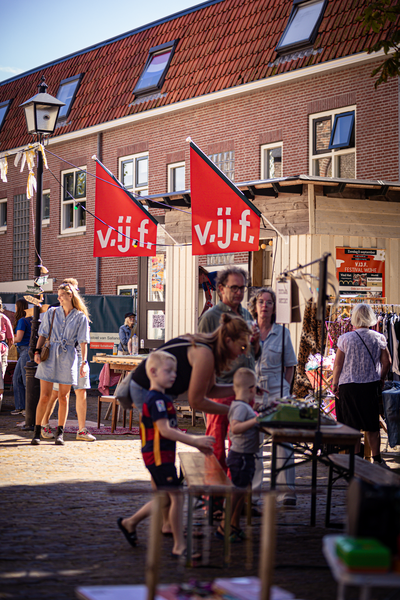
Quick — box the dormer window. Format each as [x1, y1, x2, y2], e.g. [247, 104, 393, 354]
[56, 74, 83, 121]
[133, 41, 177, 97]
[276, 0, 327, 54]
[0, 100, 11, 132]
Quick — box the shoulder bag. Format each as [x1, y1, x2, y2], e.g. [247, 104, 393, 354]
[40, 310, 56, 362]
[116, 339, 193, 410]
[354, 330, 384, 414]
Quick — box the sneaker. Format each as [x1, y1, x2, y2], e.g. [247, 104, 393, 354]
[76, 427, 96, 442]
[11, 409, 23, 415]
[41, 425, 55, 439]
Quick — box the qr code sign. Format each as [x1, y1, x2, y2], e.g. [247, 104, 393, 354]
[152, 314, 165, 329]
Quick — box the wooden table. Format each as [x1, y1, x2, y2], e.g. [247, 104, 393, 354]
[91, 354, 144, 373]
[259, 422, 362, 526]
[92, 354, 144, 420]
[323, 535, 400, 600]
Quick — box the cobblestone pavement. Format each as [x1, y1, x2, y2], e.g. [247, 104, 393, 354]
[1, 391, 399, 600]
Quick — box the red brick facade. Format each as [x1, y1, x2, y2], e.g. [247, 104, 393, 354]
[0, 57, 398, 293]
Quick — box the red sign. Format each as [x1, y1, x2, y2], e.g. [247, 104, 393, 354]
[336, 248, 385, 297]
[190, 142, 260, 256]
[93, 160, 157, 257]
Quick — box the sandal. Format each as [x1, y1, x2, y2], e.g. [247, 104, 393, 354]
[215, 525, 243, 543]
[171, 548, 202, 561]
[117, 517, 138, 548]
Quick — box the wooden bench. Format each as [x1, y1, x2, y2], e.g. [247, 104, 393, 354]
[179, 451, 235, 564]
[325, 454, 400, 527]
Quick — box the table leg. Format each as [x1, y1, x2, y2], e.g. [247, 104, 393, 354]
[349, 446, 355, 479]
[311, 451, 318, 527]
[359, 586, 371, 600]
[325, 462, 334, 528]
[186, 492, 193, 565]
[270, 442, 277, 490]
[337, 582, 346, 600]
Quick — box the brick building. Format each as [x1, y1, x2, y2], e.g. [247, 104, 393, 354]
[0, 0, 399, 349]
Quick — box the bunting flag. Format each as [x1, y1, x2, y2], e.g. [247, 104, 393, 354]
[93, 159, 157, 257]
[190, 141, 261, 256]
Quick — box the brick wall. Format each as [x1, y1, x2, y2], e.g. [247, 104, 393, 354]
[0, 58, 398, 292]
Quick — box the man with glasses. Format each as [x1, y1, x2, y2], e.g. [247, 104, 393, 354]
[198, 267, 259, 495]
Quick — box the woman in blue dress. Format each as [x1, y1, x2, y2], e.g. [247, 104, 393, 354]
[31, 283, 90, 446]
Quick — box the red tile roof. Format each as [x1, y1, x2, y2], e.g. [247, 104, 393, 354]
[0, 0, 398, 151]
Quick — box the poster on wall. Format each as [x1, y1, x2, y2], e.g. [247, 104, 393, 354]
[336, 248, 385, 297]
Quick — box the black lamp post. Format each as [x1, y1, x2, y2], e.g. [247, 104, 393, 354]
[19, 76, 65, 430]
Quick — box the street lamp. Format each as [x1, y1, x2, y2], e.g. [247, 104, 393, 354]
[19, 76, 65, 430]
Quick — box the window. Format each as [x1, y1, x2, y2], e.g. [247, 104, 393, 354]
[117, 285, 138, 314]
[119, 153, 149, 197]
[56, 75, 82, 121]
[13, 193, 29, 280]
[276, 0, 327, 54]
[61, 167, 86, 233]
[0, 198, 7, 232]
[133, 41, 178, 97]
[261, 143, 283, 179]
[208, 151, 235, 181]
[42, 189, 50, 225]
[309, 107, 356, 179]
[168, 162, 185, 192]
[329, 112, 355, 149]
[0, 100, 11, 132]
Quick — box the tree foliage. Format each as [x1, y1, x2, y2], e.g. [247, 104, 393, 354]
[358, 0, 400, 88]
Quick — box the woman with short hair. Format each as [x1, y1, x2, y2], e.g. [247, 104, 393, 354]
[332, 303, 391, 466]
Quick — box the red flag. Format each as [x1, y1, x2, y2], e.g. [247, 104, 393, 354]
[93, 160, 157, 257]
[190, 142, 261, 256]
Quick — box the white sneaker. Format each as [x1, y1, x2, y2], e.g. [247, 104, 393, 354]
[76, 427, 96, 441]
[41, 425, 55, 439]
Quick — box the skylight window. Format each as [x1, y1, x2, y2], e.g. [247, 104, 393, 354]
[56, 74, 83, 121]
[133, 40, 178, 97]
[0, 100, 11, 132]
[276, 0, 327, 54]
[328, 111, 355, 149]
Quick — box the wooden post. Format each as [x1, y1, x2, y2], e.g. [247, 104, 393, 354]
[146, 492, 164, 600]
[259, 493, 277, 600]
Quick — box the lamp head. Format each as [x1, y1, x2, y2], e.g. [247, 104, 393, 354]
[20, 76, 65, 135]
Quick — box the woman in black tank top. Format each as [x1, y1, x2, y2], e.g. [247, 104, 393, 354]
[130, 313, 252, 416]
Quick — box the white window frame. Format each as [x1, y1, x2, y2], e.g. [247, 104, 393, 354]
[0, 197, 7, 233]
[42, 188, 50, 227]
[118, 152, 149, 197]
[309, 105, 356, 178]
[60, 166, 87, 235]
[260, 142, 283, 180]
[167, 161, 185, 192]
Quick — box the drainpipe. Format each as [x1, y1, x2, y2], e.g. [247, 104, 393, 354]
[96, 132, 102, 294]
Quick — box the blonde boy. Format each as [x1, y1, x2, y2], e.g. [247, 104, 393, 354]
[119, 350, 215, 558]
[216, 367, 259, 542]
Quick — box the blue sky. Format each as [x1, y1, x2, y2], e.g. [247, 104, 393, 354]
[0, 0, 203, 83]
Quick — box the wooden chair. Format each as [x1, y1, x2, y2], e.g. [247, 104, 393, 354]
[97, 395, 132, 433]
